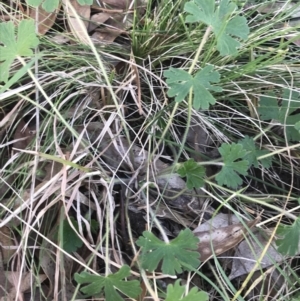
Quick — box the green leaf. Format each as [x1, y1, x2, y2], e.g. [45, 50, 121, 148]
[77, 0, 93, 4]
[0, 57, 37, 93]
[26, 0, 93, 12]
[61, 217, 83, 253]
[90, 219, 100, 234]
[215, 143, 249, 189]
[295, 121, 300, 133]
[164, 65, 222, 110]
[0, 20, 39, 83]
[136, 229, 200, 275]
[238, 136, 272, 168]
[177, 159, 206, 189]
[276, 217, 300, 256]
[258, 88, 300, 141]
[258, 92, 279, 120]
[26, 0, 60, 13]
[184, 0, 249, 56]
[74, 265, 141, 300]
[165, 280, 208, 301]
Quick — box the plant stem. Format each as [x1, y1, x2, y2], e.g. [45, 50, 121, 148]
[172, 25, 213, 181]
[188, 26, 212, 74]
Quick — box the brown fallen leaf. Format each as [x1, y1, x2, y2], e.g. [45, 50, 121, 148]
[0, 271, 47, 301]
[91, 27, 122, 44]
[39, 243, 56, 296]
[13, 119, 35, 152]
[229, 230, 285, 280]
[100, 0, 131, 9]
[29, 5, 58, 35]
[62, 0, 91, 44]
[88, 12, 111, 32]
[0, 101, 24, 129]
[194, 214, 260, 262]
[0, 267, 12, 299]
[90, 0, 146, 43]
[49, 33, 71, 44]
[39, 161, 62, 181]
[186, 116, 216, 161]
[0, 226, 15, 264]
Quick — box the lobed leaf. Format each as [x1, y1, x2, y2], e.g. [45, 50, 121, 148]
[164, 65, 222, 110]
[276, 217, 300, 256]
[238, 136, 272, 168]
[165, 280, 209, 301]
[26, 0, 60, 12]
[26, 0, 93, 12]
[177, 159, 206, 189]
[136, 229, 200, 275]
[215, 143, 249, 189]
[0, 20, 39, 83]
[74, 265, 141, 300]
[60, 217, 83, 253]
[184, 0, 249, 56]
[259, 88, 300, 141]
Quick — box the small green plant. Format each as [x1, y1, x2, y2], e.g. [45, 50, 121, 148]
[164, 65, 222, 110]
[238, 136, 272, 168]
[184, 0, 249, 56]
[162, 0, 250, 110]
[258, 88, 300, 141]
[177, 159, 206, 189]
[26, 0, 93, 12]
[74, 229, 203, 299]
[60, 216, 83, 253]
[0, 20, 39, 83]
[176, 142, 256, 190]
[165, 280, 209, 301]
[215, 143, 250, 189]
[74, 265, 141, 301]
[136, 229, 200, 275]
[276, 216, 300, 256]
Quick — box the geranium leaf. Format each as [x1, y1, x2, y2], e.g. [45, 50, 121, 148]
[60, 217, 83, 253]
[177, 159, 206, 189]
[164, 65, 222, 110]
[26, 0, 92, 12]
[276, 217, 300, 256]
[74, 266, 141, 300]
[258, 88, 300, 141]
[238, 136, 272, 168]
[0, 20, 39, 83]
[184, 0, 249, 55]
[165, 280, 208, 301]
[26, 0, 60, 12]
[136, 229, 200, 275]
[215, 143, 249, 189]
